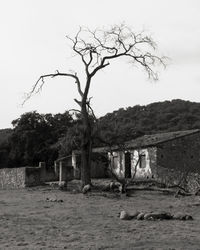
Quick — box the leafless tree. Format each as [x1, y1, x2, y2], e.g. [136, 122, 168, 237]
[24, 24, 166, 187]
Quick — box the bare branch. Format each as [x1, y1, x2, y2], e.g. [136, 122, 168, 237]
[68, 109, 81, 113]
[74, 98, 82, 107]
[22, 71, 83, 105]
[90, 61, 110, 77]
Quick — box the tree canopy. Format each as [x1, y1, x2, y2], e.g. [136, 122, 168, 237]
[8, 111, 73, 167]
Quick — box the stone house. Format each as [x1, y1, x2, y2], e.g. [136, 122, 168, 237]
[67, 129, 200, 191]
[108, 129, 200, 191]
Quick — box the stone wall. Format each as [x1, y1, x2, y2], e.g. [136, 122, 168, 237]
[0, 167, 26, 189]
[157, 132, 200, 173]
[155, 132, 200, 192]
[155, 166, 200, 192]
[187, 173, 200, 192]
[0, 165, 46, 189]
[0, 160, 73, 189]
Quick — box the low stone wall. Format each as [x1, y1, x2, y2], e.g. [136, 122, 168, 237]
[0, 163, 69, 189]
[156, 166, 200, 193]
[0, 166, 45, 189]
[187, 173, 200, 193]
[0, 167, 26, 189]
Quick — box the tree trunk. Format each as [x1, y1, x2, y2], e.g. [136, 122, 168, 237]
[81, 139, 91, 187]
[80, 103, 92, 187]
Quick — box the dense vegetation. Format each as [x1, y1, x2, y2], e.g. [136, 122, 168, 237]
[97, 99, 200, 145]
[0, 111, 74, 168]
[0, 99, 200, 168]
[0, 129, 13, 169]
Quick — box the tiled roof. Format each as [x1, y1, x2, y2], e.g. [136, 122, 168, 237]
[125, 129, 200, 149]
[92, 129, 200, 152]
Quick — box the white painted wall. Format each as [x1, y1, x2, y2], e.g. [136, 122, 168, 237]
[109, 151, 125, 178]
[130, 149, 152, 179]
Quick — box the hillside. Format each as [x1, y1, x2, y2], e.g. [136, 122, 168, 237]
[98, 99, 200, 144]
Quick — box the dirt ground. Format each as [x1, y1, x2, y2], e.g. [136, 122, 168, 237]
[0, 180, 200, 250]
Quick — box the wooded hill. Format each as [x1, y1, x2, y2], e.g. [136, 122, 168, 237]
[98, 99, 200, 143]
[1, 99, 200, 168]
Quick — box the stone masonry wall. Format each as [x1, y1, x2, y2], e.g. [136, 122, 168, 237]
[0, 165, 46, 189]
[0, 167, 26, 189]
[157, 132, 200, 173]
[155, 166, 200, 192]
[155, 132, 200, 192]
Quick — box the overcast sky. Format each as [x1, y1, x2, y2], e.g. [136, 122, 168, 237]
[0, 0, 200, 128]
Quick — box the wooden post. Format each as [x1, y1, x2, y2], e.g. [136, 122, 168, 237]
[54, 161, 59, 179]
[59, 161, 62, 184]
[72, 151, 77, 178]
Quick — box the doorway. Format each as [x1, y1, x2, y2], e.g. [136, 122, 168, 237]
[125, 152, 132, 178]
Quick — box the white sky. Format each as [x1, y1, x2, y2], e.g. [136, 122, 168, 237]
[0, 0, 200, 128]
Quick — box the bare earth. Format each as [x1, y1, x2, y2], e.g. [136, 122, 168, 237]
[0, 180, 200, 250]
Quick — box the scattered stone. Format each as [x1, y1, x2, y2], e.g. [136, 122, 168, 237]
[143, 213, 154, 220]
[131, 211, 140, 219]
[144, 212, 173, 220]
[82, 184, 91, 194]
[102, 182, 125, 192]
[161, 212, 173, 220]
[185, 215, 193, 220]
[46, 197, 63, 203]
[119, 210, 132, 220]
[173, 213, 193, 220]
[137, 212, 145, 220]
[119, 210, 193, 221]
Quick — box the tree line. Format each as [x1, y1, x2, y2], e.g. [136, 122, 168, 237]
[0, 111, 74, 168]
[0, 99, 200, 169]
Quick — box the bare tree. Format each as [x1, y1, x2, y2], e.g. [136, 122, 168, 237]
[24, 24, 166, 187]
